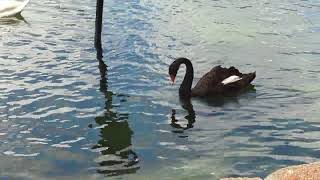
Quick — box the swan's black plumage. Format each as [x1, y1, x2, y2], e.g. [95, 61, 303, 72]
[169, 57, 256, 98]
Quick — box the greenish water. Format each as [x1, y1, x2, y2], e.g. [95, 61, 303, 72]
[0, 0, 320, 179]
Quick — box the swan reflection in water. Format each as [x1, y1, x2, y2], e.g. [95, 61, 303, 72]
[91, 0, 139, 176]
[171, 85, 256, 134]
[170, 97, 196, 134]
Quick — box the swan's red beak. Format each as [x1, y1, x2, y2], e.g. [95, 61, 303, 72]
[170, 75, 176, 85]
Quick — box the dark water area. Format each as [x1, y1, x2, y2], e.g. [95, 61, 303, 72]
[0, 0, 320, 179]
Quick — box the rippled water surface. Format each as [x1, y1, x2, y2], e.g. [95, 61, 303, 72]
[0, 0, 320, 179]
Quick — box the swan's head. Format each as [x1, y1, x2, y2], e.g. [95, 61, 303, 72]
[168, 60, 180, 83]
[169, 57, 191, 83]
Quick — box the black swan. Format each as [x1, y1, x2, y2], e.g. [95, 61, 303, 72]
[169, 57, 256, 98]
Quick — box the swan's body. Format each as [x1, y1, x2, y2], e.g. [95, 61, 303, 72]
[169, 57, 256, 98]
[0, 0, 30, 18]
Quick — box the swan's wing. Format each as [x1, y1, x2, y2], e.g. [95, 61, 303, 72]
[205, 71, 255, 96]
[221, 72, 256, 89]
[221, 75, 242, 85]
[0, 0, 30, 18]
[227, 66, 242, 76]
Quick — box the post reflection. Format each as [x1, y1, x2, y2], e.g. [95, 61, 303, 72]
[93, 100, 139, 176]
[92, 0, 139, 176]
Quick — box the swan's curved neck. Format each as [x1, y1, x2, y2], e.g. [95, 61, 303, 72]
[178, 58, 194, 98]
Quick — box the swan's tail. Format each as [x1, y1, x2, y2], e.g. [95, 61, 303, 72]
[245, 71, 256, 84]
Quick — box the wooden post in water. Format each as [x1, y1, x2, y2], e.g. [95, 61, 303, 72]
[95, 0, 104, 60]
[95, 0, 107, 90]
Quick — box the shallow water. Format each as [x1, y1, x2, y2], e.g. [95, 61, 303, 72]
[0, 0, 320, 179]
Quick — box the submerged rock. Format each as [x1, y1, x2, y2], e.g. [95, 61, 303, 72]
[265, 162, 320, 180]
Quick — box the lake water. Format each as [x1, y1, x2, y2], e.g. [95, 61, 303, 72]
[0, 0, 320, 179]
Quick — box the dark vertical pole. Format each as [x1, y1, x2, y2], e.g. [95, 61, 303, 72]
[95, 0, 107, 92]
[95, 0, 104, 58]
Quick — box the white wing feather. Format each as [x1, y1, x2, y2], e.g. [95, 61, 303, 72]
[0, 0, 30, 18]
[221, 75, 242, 85]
